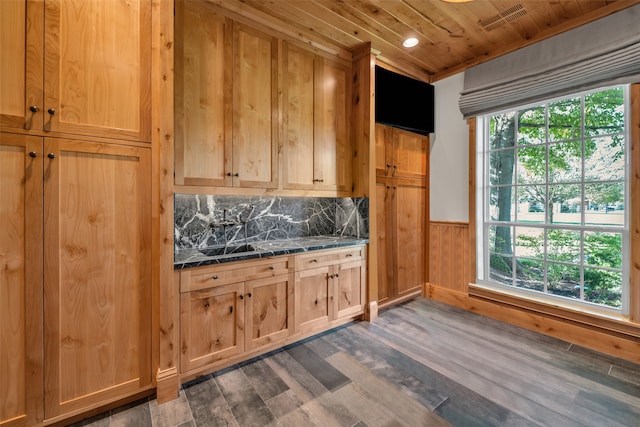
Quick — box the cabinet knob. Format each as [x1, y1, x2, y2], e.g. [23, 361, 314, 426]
[47, 153, 55, 159]
[239, 294, 244, 300]
[212, 275, 218, 280]
[47, 108, 56, 115]
[29, 105, 39, 113]
[247, 293, 252, 298]
[268, 266, 275, 270]
[346, 254, 353, 257]
[314, 298, 318, 305]
[29, 151, 37, 158]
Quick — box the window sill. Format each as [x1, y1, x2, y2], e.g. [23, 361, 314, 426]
[469, 282, 640, 339]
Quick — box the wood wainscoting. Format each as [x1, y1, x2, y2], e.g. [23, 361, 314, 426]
[429, 221, 470, 293]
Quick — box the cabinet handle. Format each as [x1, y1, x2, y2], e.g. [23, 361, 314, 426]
[29, 151, 37, 158]
[385, 164, 391, 176]
[247, 292, 252, 298]
[226, 172, 232, 177]
[346, 254, 353, 257]
[335, 274, 340, 278]
[229, 306, 233, 314]
[268, 266, 275, 270]
[239, 294, 244, 300]
[313, 178, 324, 183]
[47, 153, 55, 159]
[226, 172, 239, 177]
[212, 275, 219, 280]
[392, 164, 397, 176]
[203, 302, 210, 308]
[314, 298, 318, 305]
[310, 259, 318, 263]
[29, 105, 39, 113]
[47, 108, 56, 115]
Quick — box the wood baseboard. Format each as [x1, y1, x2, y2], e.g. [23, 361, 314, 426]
[427, 284, 640, 364]
[365, 301, 379, 322]
[156, 367, 180, 404]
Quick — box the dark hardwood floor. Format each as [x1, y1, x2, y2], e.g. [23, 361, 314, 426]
[71, 297, 640, 426]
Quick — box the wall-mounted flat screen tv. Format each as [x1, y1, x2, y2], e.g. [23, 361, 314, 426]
[375, 66, 434, 135]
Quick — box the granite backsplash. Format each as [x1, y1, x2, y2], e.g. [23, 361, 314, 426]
[175, 194, 369, 251]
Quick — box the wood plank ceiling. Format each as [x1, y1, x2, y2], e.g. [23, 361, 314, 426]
[209, 0, 640, 82]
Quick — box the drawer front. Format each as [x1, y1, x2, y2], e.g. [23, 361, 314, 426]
[295, 246, 364, 270]
[181, 257, 291, 292]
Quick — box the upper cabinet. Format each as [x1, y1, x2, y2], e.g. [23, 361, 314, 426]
[175, 1, 278, 189]
[375, 123, 428, 180]
[174, 2, 353, 194]
[0, 0, 151, 142]
[283, 42, 352, 193]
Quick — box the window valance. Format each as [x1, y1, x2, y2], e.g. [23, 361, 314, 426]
[459, 5, 640, 118]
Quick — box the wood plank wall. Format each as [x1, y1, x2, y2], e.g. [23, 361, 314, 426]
[429, 221, 470, 293]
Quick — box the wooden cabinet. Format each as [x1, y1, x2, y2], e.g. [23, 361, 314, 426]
[43, 138, 152, 418]
[0, 133, 43, 427]
[294, 247, 366, 333]
[375, 123, 427, 180]
[179, 257, 294, 373]
[376, 124, 428, 308]
[0, 134, 152, 423]
[174, 2, 277, 188]
[283, 42, 352, 192]
[0, 0, 151, 142]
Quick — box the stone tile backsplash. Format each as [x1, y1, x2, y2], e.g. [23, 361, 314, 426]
[175, 194, 369, 250]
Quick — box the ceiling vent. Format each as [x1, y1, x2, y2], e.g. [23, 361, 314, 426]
[480, 4, 527, 31]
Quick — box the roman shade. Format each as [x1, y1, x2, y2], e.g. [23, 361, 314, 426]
[459, 4, 640, 118]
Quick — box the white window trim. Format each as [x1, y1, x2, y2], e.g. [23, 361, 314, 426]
[475, 85, 630, 316]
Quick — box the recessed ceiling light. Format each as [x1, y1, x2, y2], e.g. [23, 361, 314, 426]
[403, 37, 419, 48]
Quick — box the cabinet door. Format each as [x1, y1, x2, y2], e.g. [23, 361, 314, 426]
[392, 128, 428, 179]
[174, 1, 232, 186]
[0, 0, 43, 132]
[233, 23, 278, 188]
[43, 0, 151, 142]
[295, 266, 331, 332]
[393, 180, 427, 297]
[334, 260, 366, 319]
[283, 44, 315, 189]
[180, 283, 245, 373]
[314, 57, 351, 192]
[0, 133, 43, 426]
[375, 179, 393, 306]
[284, 45, 352, 193]
[245, 274, 293, 350]
[43, 138, 152, 417]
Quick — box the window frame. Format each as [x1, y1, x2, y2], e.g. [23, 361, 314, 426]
[476, 85, 630, 315]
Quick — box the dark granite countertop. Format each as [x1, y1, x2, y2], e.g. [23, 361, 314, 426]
[174, 235, 369, 269]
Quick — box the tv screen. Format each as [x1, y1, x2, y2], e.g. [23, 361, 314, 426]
[375, 66, 434, 135]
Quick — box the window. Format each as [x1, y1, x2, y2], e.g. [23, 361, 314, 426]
[477, 86, 629, 313]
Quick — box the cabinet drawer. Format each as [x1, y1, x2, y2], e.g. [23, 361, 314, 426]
[180, 257, 291, 292]
[295, 246, 364, 270]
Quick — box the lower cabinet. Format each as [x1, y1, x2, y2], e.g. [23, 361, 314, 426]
[179, 257, 294, 374]
[294, 246, 366, 333]
[0, 133, 153, 424]
[178, 245, 366, 377]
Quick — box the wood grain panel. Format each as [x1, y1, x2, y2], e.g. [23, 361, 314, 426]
[376, 180, 391, 305]
[0, 133, 43, 426]
[335, 259, 366, 318]
[180, 283, 245, 372]
[43, 139, 152, 417]
[429, 222, 470, 293]
[283, 43, 315, 188]
[233, 23, 278, 188]
[174, 1, 232, 186]
[43, 0, 151, 141]
[295, 266, 331, 332]
[394, 179, 427, 296]
[0, 0, 43, 132]
[246, 274, 293, 350]
[393, 128, 428, 179]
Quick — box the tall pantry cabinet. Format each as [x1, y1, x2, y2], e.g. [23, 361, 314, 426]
[0, 1, 152, 425]
[375, 123, 429, 308]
